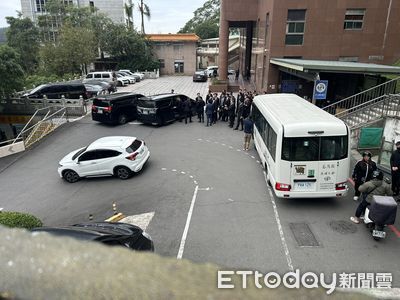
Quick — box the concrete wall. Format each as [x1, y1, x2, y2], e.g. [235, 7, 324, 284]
[153, 42, 197, 76]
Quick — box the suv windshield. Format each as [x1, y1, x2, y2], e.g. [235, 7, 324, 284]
[282, 135, 348, 161]
[137, 99, 155, 108]
[72, 147, 88, 160]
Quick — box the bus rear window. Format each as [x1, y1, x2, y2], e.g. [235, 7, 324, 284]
[282, 136, 348, 161]
[137, 99, 155, 108]
[93, 99, 110, 107]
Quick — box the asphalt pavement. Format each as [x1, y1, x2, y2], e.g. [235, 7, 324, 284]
[0, 76, 399, 291]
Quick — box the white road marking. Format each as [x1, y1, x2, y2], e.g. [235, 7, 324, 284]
[229, 146, 233, 149]
[214, 141, 219, 144]
[181, 171, 186, 174]
[198, 187, 212, 191]
[177, 185, 199, 259]
[194, 180, 198, 185]
[256, 160, 260, 164]
[221, 143, 226, 146]
[263, 171, 294, 271]
[206, 140, 211, 142]
[161, 168, 167, 171]
[251, 156, 255, 159]
[128, 122, 142, 125]
[197, 139, 203, 141]
[236, 149, 241, 152]
[172, 169, 177, 172]
[119, 212, 155, 231]
[228, 198, 234, 202]
[189, 175, 194, 179]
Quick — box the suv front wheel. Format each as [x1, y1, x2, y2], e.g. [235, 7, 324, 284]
[118, 114, 128, 125]
[63, 170, 80, 183]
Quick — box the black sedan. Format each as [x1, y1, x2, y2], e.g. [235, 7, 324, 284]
[32, 222, 154, 252]
[193, 70, 208, 82]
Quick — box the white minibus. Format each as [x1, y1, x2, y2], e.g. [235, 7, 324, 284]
[252, 94, 350, 198]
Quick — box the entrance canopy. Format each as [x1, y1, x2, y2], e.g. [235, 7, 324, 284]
[270, 58, 400, 76]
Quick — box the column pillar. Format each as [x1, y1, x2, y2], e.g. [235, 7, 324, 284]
[218, 0, 229, 81]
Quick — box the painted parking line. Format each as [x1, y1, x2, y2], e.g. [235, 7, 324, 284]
[177, 185, 199, 259]
[264, 171, 294, 271]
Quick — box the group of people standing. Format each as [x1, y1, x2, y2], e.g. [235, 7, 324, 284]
[193, 89, 256, 129]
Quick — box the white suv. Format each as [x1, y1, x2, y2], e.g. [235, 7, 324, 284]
[58, 136, 150, 183]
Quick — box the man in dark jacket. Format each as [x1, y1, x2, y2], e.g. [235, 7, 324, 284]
[195, 93, 205, 123]
[205, 99, 214, 127]
[212, 93, 219, 124]
[228, 98, 236, 128]
[234, 99, 244, 130]
[390, 141, 400, 196]
[352, 151, 377, 201]
[350, 171, 393, 224]
[182, 97, 192, 124]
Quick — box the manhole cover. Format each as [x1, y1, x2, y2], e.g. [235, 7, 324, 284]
[329, 220, 358, 234]
[289, 222, 320, 247]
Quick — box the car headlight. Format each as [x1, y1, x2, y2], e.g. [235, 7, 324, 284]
[142, 231, 152, 241]
[58, 163, 63, 167]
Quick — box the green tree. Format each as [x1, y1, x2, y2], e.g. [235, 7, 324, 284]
[102, 24, 159, 70]
[0, 45, 24, 97]
[138, 0, 151, 34]
[125, 0, 134, 29]
[194, 20, 219, 39]
[179, 0, 220, 34]
[5, 16, 40, 72]
[39, 25, 97, 76]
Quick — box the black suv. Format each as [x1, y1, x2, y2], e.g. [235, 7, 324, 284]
[92, 92, 144, 125]
[136, 93, 196, 126]
[22, 83, 88, 99]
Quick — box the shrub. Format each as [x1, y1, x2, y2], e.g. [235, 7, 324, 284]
[0, 212, 43, 230]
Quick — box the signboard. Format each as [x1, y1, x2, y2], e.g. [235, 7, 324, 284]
[314, 80, 329, 100]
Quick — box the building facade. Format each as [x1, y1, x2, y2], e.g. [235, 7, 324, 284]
[21, 0, 128, 24]
[147, 34, 199, 76]
[219, 0, 400, 97]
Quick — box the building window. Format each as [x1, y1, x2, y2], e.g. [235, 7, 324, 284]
[344, 9, 365, 30]
[285, 9, 306, 45]
[159, 59, 165, 68]
[36, 0, 46, 12]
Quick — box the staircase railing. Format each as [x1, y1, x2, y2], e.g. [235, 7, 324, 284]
[12, 106, 67, 149]
[323, 77, 400, 115]
[340, 94, 400, 129]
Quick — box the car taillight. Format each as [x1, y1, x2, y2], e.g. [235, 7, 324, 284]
[275, 182, 291, 191]
[92, 105, 97, 111]
[126, 152, 138, 161]
[103, 106, 112, 112]
[335, 182, 347, 191]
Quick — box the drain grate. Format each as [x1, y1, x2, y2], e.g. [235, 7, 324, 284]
[289, 222, 320, 247]
[329, 220, 357, 234]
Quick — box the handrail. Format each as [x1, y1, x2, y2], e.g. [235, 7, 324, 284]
[11, 107, 66, 145]
[323, 76, 400, 112]
[335, 95, 387, 118]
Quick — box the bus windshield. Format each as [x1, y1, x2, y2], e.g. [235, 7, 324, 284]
[282, 135, 348, 161]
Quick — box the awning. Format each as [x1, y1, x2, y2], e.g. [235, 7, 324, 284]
[270, 58, 400, 75]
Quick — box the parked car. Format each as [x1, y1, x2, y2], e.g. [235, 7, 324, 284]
[120, 70, 144, 81]
[193, 70, 208, 82]
[84, 80, 115, 94]
[83, 71, 117, 90]
[206, 66, 236, 77]
[117, 71, 136, 84]
[119, 70, 142, 82]
[22, 83, 89, 99]
[58, 136, 150, 183]
[136, 93, 196, 126]
[116, 73, 131, 86]
[32, 222, 154, 252]
[92, 92, 144, 125]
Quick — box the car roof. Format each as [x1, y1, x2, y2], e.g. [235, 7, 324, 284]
[140, 93, 187, 101]
[94, 92, 142, 101]
[87, 136, 136, 151]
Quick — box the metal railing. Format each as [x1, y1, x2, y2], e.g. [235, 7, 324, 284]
[12, 106, 67, 149]
[339, 94, 400, 129]
[323, 77, 400, 115]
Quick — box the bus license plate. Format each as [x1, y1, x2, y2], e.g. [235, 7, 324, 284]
[294, 182, 315, 191]
[372, 230, 386, 238]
